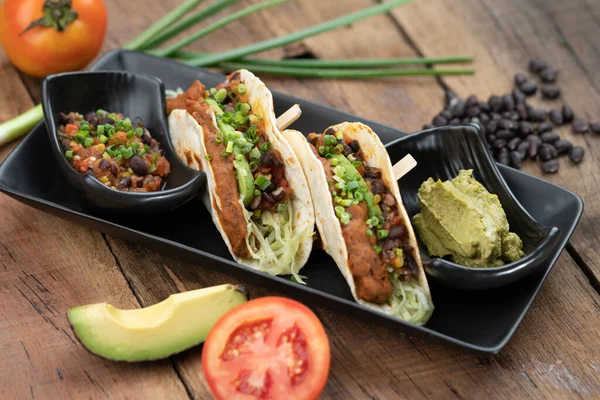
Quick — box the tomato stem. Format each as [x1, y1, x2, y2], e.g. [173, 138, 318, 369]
[20, 0, 78, 36]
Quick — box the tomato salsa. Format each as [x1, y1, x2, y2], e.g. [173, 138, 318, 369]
[57, 110, 171, 192]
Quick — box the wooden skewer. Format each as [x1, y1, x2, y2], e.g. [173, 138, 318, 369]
[276, 104, 302, 130]
[393, 154, 417, 181]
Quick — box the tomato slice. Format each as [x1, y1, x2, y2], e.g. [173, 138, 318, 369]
[202, 297, 330, 400]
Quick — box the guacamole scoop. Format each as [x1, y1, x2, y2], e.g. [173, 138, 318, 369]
[413, 169, 524, 268]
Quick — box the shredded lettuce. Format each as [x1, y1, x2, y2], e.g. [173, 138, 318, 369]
[388, 275, 433, 325]
[240, 199, 312, 283]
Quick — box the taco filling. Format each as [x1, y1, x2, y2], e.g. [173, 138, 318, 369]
[167, 73, 307, 279]
[308, 129, 420, 304]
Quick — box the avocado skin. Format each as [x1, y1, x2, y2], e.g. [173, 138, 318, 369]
[67, 284, 247, 362]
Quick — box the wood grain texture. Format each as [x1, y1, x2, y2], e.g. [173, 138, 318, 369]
[1, 0, 600, 399]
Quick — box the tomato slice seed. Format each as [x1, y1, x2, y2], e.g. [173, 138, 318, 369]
[234, 370, 272, 398]
[221, 318, 272, 361]
[278, 325, 309, 385]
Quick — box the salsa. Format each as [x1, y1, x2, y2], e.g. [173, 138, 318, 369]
[167, 73, 292, 258]
[58, 110, 171, 192]
[308, 129, 418, 304]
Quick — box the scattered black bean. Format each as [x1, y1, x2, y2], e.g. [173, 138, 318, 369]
[98, 117, 115, 125]
[478, 101, 490, 113]
[487, 134, 497, 144]
[498, 120, 516, 131]
[493, 138, 507, 150]
[529, 59, 547, 73]
[527, 107, 547, 122]
[466, 95, 478, 107]
[496, 130, 516, 140]
[514, 73, 528, 87]
[486, 120, 499, 134]
[422, 124, 434, 130]
[449, 118, 461, 125]
[488, 95, 503, 112]
[129, 155, 148, 176]
[527, 138, 540, 160]
[517, 140, 531, 159]
[539, 144, 557, 161]
[450, 101, 466, 118]
[507, 137, 522, 151]
[440, 110, 453, 120]
[537, 121, 554, 134]
[541, 131, 560, 143]
[562, 105, 574, 123]
[541, 159, 559, 173]
[539, 67, 558, 83]
[549, 109, 564, 125]
[432, 115, 448, 126]
[516, 103, 529, 120]
[513, 88, 526, 104]
[502, 94, 515, 111]
[572, 118, 590, 133]
[504, 111, 520, 121]
[509, 151, 522, 169]
[569, 146, 584, 164]
[465, 106, 480, 118]
[520, 81, 538, 96]
[519, 121, 534, 137]
[541, 85, 561, 99]
[479, 113, 491, 125]
[553, 139, 573, 155]
[491, 112, 502, 121]
[590, 122, 600, 133]
[445, 90, 459, 106]
[496, 148, 510, 165]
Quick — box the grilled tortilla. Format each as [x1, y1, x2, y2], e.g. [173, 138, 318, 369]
[167, 70, 314, 280]
[283, 122, 433, 325]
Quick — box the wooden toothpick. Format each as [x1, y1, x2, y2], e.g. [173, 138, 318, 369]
[276, 104, 302, 130]
[393, 154, 417, 181]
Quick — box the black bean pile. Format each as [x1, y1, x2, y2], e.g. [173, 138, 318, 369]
[422, 59, 594, 174]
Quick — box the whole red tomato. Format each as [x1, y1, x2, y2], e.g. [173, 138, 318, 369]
[0, 0, 107, 77]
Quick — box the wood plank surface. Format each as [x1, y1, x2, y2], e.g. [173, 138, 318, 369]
[1, 0, 600, 399]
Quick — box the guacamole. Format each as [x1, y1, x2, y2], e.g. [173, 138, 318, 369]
[413, 169, 524, 268]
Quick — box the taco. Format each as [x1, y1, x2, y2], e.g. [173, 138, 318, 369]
[283, 123, 433, 324]
[166, 70, 314, 281]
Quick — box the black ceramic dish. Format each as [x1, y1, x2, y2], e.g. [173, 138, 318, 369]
[0, 50, 584, 354]
[386, 124, 561, 290]
[41, 71, 205, 214]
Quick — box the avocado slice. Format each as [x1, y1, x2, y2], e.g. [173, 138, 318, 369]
[234, 154, 255, 206]
[331, 153, 381, 217]
[67, 284, 247, 362]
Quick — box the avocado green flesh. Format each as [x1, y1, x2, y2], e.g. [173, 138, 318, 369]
[67, 284, 247, 362]
[413, 169, 524, 268]
[331, 153, 381, 217]
[234, 155, 255, 206]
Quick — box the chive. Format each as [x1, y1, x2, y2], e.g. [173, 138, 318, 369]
[137, 0, 241, 50]
[277, 203, 287, 213]
[249, 160, 258, 171]
[260, 142, 271, 152]
[232, 112, 247, 126]
[254, 175, 271, 190]
[373, 245, 382, 254]
[335, 182, 345, 190]
[79, 121, 90, 131]
[131, 142, 140, 150]
[221, 112, 233, 124]
[334, 196, 341, 203]
[345, 181, 359, 191]
[83, 137, 94, 147]
[215, 88, 228, 103]
[366, 229, 373, 237]
[96, 109, 108, 117]
[65, 150, 74, 159]
[237, 83, 247, 95]
[154, 0, 293, 57]
[377, 229, 389, 239]
[225, 141, 234, 153]
[210, 88, 217, 95]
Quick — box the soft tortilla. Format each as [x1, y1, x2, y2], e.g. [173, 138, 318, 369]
[283, 122, 432, 319]
[168, 70, 314, 276]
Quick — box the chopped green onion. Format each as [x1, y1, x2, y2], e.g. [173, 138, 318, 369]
[373, 245, 382, 254]
[373, 194, 381, 204]
[334, 206, 344, 217]
[131, 142, 140, 150]
[79, 121, 90, 131]
[340, 212, 351, 224]
[121, 147, 134, 159]
[331, 158, 339, 166]
[228, 91, 238, 101]
[149, 164, 157, 173]
[122, 118, 132, 129]
[249, 146, 261, 160]
[352, 160, 363, 168]
[248, 114, 259, 125]
[97, 125, 105, 135]
[249, 160, 258, 171]
[346, 181, 359, 191]
[144, 145, 150, 153]
[102, 152, 110, 159]
[254, 175, 271, 190]
[100, 176, 109, 183]
[318, 145, 326, 156]
[254, 189, 261, 197]
[354, 191, 364, 201]
[235, 137, 247, 147]
[126, 130, 134, 138]
[83, 137, 94, 147]
[396, 248, 404, 257]
[333, 144, 344, 154]
[241, 142, 254, 154]
[152, 153, 159, 162]
[334, 196, 342, 203]
[215, 88, 227, 103]
[96, 109, 108, 117]
[98, 134, 108, 144]
[324, 135, 336, 145]
[65, 150, 74, 159]
[335, 131, 344, 140]
[137, 148, 146, 156]
[335, 182, 345, 190]
[221, 112, 233, 124]
[340, 199, 352, 207]
[236, 102, 251, 115]
[215, 132, 223, 143]
[135, 127, 144, 136]
[377, 229, 389, 239]
[221, 151, 229, 157]
[232, 112, 247, 126]
[366, 229, 373, 237]
[206, 154, 212, 161]
[226, 141, 234, 153]
[237, 83, 247, 95]
[277, 203, 287, 213]
[260, 142, 271, 152]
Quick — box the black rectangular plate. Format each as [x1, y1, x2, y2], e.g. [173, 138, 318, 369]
[0, 50, 583, 354]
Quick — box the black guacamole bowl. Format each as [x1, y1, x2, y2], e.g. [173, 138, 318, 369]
[385, 124, 560, 290]
[41, 71, 205, 215]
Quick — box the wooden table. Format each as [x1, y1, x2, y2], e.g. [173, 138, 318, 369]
[1, 0, 600, 398]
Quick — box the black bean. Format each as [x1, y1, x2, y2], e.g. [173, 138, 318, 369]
[450, 101, 466, 118]
[541, 85, 561, 99]
[445, 90, 459, 107]
[562, 105, 574, 123]
[137, 179, 144, 188]
[129, 155, 148, 176]
[389, 224, 406, 239]
[572, 118, 590, 133]
[478, 101, 490, 113]
[549, 109, 564, 125]
[529, 59, 547, 73]
[98, 117, 115, 125]
[470, 117, 481, 125]
[84, 112, 98, 126]
[496, 130, 516, 140]
[520, 81, 538, 96]
[504, 111, 520, 121]
[486, 120, 498, 135]
[541, 131, 560, 143]
[527, 138, 540, 160]
[514, 73, 528, 87]
[590, 122, 600, 133]
[491, 112, 503, 121]
[499, 119, 518, 131]
[142, 128, 153, 146]
[519, 121, 534, 137]
[364, 167, 382, 179]
[517, 140, 530, 159]
[537, 122, 554, 134]
[569, 146, 584, 164]
[502, 94, 515, 111]
[422, 124, 434, 130]
[507, 137, 522, 151]
[496, 148, 510, 165]
[493, 138, 507, 149]
[487, 134, 497, 143]
[462, 117, 471, 124]
[541, 159, 559, 173]
[479, 113, 491, 125]
[349, 140, 360, 153]
[527, 107, 547, 122]
[449, 118, 461, 125]
[553, 139, 573, 155]
[119, 177, 132, 188]
[539, 144, 557, 161]
[466, 95, 478, 107]
[59, 112, 71, 124]
[465, 106, 480, 118]
[516, 103, 529, 120]
[513, 88, 526, 104]
[262, 192, 275, 204]
[260, 150, 284, 169]
[99, 159, 111, 171]
[539, 67, 558, 83]
[440, 110, 453, 120]
[432, 115, 448, 126]
[509, 151, 522, 169]
[488, 95, 502, 112]
[370, 180, 386, 195]
[110, 163, 118, 175]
